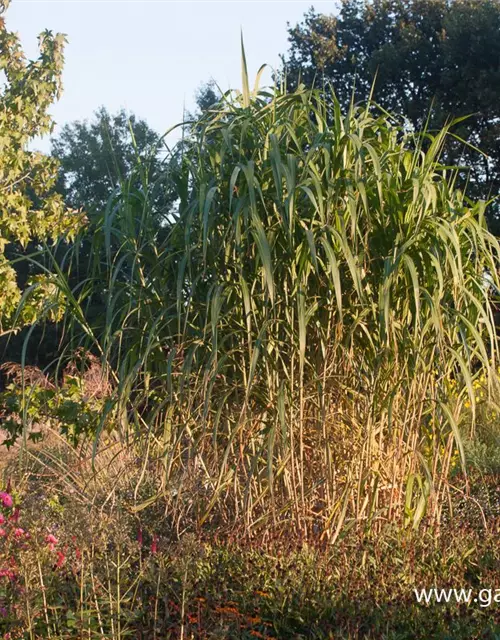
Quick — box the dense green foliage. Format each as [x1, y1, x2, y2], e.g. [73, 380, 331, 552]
[51, 107, 171, 219]
[283, 0, 500, 230]
[0, 0, 83, 336]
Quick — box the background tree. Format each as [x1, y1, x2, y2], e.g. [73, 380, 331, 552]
[42, 109, 180, 368]
[192, 81, 221, 115]
[0, 0, 83, 342]
[283, 0, 500, 230]
[51, 107, 172, 221]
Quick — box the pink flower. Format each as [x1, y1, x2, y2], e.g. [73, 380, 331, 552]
[0, 528, 6, 538]
[13, 528, 25, 539]
[45, 534, 58, 551]
[0, 568, 15, 580]
[0, 492, 13, 509]
[55, 550, 66, 568]
[0, 514, 5, 525]
[150, 534, 158, 554]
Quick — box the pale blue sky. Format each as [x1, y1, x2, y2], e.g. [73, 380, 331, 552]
[8, 1, 339, 151]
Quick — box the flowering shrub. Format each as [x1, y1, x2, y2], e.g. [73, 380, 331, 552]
[0, 482, 93, 636]
[0, 474, 171, 638]
[0, 486, 20, 630]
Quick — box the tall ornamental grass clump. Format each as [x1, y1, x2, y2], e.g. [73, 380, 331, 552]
[51, 70, 500, 538]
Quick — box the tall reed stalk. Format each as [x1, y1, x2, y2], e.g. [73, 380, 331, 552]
[53, 70, 500, 538]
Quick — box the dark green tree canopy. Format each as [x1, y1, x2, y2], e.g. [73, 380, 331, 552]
[51, 107, 171, 220]
[283, 0, 500, 229]
[194, 81, 221, 114]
